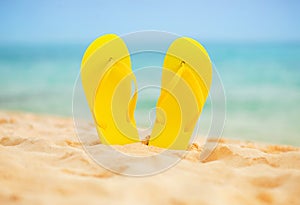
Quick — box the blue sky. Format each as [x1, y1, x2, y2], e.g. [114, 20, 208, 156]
[0, 0, 299, 43]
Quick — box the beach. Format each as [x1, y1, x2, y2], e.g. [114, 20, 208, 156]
[1, 111, 299, 205]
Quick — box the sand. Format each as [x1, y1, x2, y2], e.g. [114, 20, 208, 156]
[0, 111, 300, 205]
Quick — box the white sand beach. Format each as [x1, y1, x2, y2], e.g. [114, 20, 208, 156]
[0, 111, 300, 205]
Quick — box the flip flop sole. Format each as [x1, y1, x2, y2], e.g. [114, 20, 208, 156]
[149, 37, 212, 150]
[81, 34, 139, 145]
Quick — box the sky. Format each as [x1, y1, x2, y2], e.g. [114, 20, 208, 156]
[0, 0, 300, 43]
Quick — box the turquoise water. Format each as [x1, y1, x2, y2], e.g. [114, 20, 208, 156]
[0, 42, 299, 146]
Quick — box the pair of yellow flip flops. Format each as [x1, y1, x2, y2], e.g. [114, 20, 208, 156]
[81, 34, 212, 150]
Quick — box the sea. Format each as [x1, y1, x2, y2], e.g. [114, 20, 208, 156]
[0, 41, 299, 146]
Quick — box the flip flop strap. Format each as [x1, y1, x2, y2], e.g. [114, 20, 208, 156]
[93, 59, 138, 129]
[158, 62, 204, 110]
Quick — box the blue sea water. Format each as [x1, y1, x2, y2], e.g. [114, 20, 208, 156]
[0, 42, 299, 146]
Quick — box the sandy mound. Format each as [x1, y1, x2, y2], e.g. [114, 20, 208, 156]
[0, 111, 299, 205]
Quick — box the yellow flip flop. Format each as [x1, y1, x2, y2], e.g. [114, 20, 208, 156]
[81, 34, 139, 145]
[149, 37, 212, 150]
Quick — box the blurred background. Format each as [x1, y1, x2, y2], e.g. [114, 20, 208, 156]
[0, 0, 299, 145]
